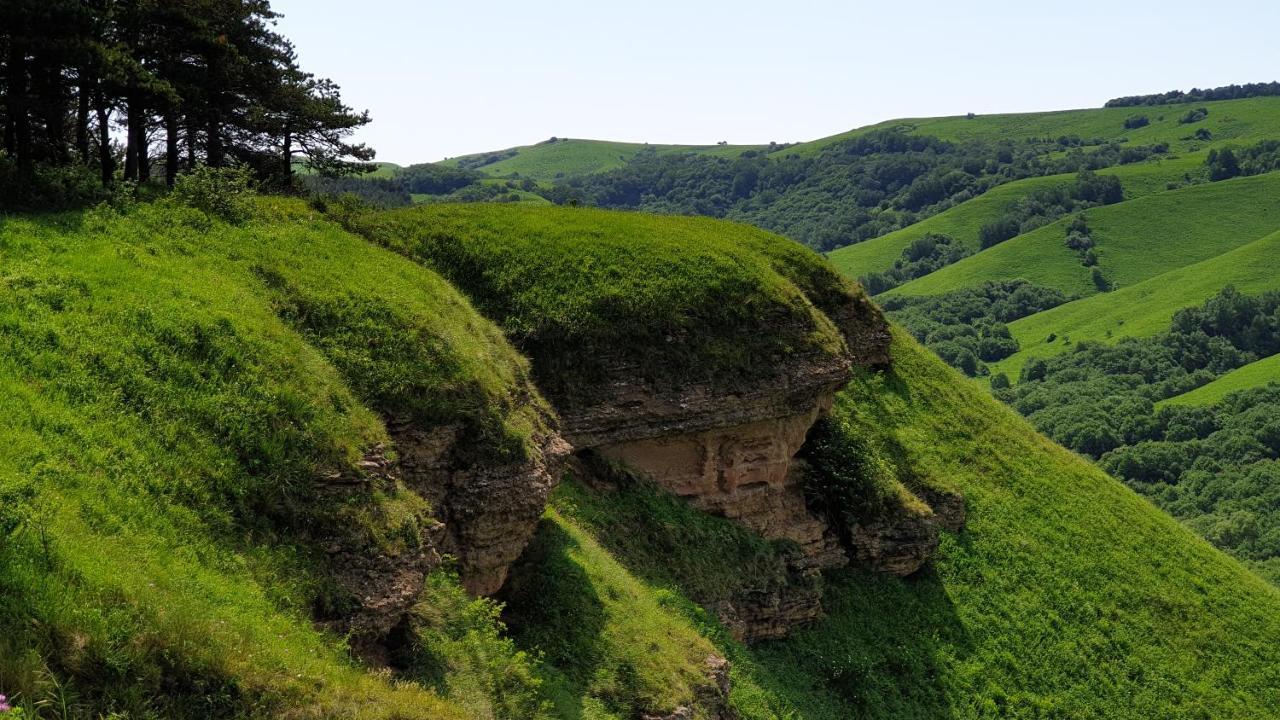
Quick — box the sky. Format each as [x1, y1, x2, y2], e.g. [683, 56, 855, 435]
[271, 0, 1280, 165]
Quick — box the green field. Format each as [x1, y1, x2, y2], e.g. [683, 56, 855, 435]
[1160, 354, 1280, 407]
[827, 155, 1203, 281]
[887, 172, 1280, 300]
[987, 229, 1280, 381]
[440, 138, 765, 181]
[782, 96, 1280, 158]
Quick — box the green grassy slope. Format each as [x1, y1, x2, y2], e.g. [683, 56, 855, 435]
[0, 199, 570, 718]
[440, 138, 764, 181]
[827, 155, 1202, 280]
[1160, 355, 1280, 407]
[988, 229, 1280, 381]
[348, 203, 865, 402]
[784, 96, 1280, 158]
[545, 331, 1280, 718]
[888, 172, 1280, 299]
[757, 332, 1280, 717]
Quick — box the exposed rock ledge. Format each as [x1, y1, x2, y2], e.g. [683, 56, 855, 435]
[319, 420, 569, 660]
[389, 418, 571, 596]
[556, 350, 870, 642]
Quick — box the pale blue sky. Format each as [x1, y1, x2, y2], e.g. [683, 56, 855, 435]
[272, 0, 1280, 165]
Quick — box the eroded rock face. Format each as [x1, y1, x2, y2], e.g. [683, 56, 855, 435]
[592, 402, 846, 573]
[390, 418, 571, 596]
[552, 304, 897, 642]
[640, 654, 736, 720]
[316, 444, 443, 663]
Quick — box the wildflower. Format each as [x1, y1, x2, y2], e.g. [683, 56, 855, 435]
[0, 693, 10, 712]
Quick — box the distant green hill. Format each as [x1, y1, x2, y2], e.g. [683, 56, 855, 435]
[1160, 355, 1280, 407]
[886, 172, 1280, 300]
[781, 96, 1280, 157]
[988, 228, 1280, 381]
[827, 154, 1202, 281]
[440, 138, 765, 181]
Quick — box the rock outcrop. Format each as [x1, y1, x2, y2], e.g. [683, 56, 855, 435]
[640, 654, 736, 720]
[316, 444, 442, 663]
[390, 418, 571, 596]
[319, 418, 569, 661]
[554, 318, 890, 641]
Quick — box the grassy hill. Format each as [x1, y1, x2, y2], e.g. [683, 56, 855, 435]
[6, 197, 1280, 718]
[1160, 356, 1280, 407]
[987, 228, 1280, 381]
[440, 138, 764, 181]
[783, 96, 1280, 158]
[537, 331, 1280, 718]
[0, 198, 559, 718]
[827, 154, 1203, 281]
[886, 172, 1280, 300]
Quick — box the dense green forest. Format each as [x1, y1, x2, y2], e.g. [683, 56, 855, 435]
[884, 280, 1072, 376]
[0, 0, 373, 210]
[989, 287, 1280, 581]
[541, 129, 1157, 250]
[1105, 81, 1280, 107]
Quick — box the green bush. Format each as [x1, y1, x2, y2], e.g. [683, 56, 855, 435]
[170, 165, 256, 222]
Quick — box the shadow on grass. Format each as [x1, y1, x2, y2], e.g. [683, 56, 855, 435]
[541, 474, 970, 719]
[500, 519, 607, 720]
[746, 565, 968, 720]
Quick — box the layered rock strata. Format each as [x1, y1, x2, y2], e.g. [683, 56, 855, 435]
[389, 418, 571, 596]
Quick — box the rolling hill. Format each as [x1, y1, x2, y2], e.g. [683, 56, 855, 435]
[1160, 355, 1280, 407]
[987, 228, 1280, 381]
[883, 171, 1280, 300]
[439, 137, 766, 181]
[780, 96, 1280, 158]
[827, 153, 1204, 282]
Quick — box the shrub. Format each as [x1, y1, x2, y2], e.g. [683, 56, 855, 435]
[1179, 107, 1209, 124]
[171, 165, 255, 222]
[1091, 266, 1112, 291]
[979, 216, 1021, 248]
[1124, 115, 1150, 130]
[0, 157, 106, 212]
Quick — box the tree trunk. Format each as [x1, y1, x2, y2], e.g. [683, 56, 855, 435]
[165, 111, 179, 186]
[206, 113, 224, 167]
[186, 114, 198, 168]
[137, 121, 151, 183]
[76, 77, 91, 163]
[124, 94, 139, 182]
[7, 33, 33, 178]
[282, 126, 293, 186]
[93, 86, 114, 187]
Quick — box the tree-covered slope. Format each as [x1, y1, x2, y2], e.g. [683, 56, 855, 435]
[826, 154, 1202, 282]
